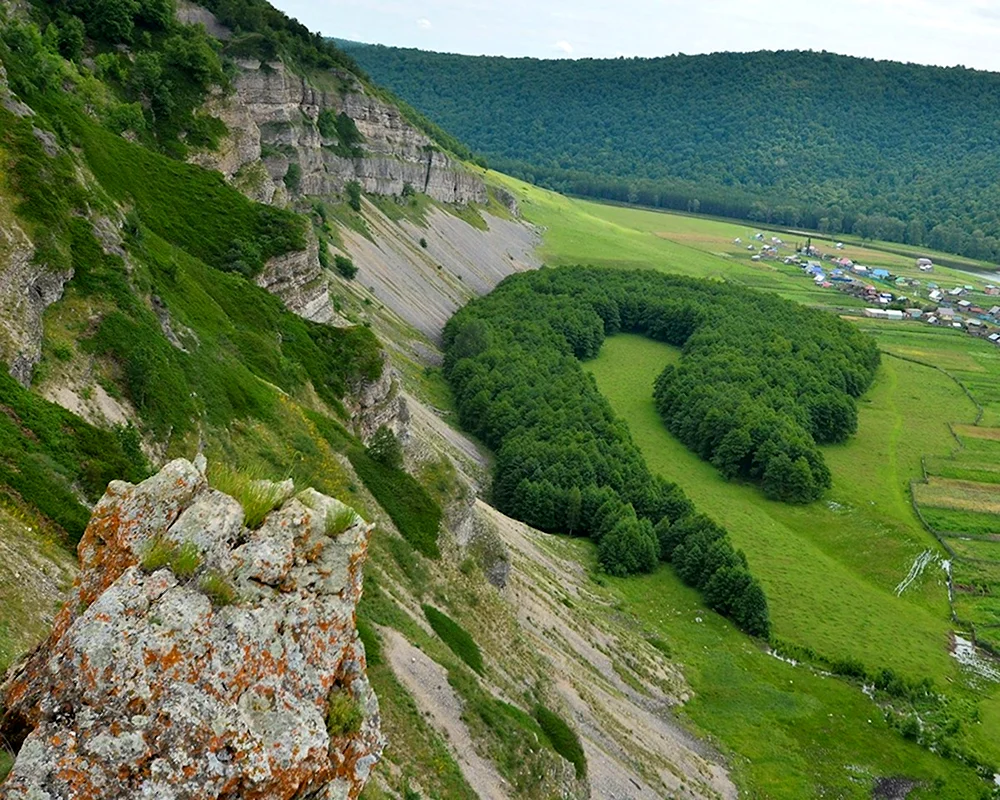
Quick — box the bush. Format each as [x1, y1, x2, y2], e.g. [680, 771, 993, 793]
[326, 688, 364, 737]
[356, 616, 382, 666]
[419, 236, 428, 248]
[283, 162, 302, 193]
[346, 180, 363, 212]
[533, 705, 586, 779]
[423, 604, 484, 674]
[367, 425, 403, 469]
[334, 254, 358, 279]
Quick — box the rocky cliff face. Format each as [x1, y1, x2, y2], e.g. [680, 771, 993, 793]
[193, 53, 487, 207]
[0, 458, 383, 799]
[0, 63, 73, 387]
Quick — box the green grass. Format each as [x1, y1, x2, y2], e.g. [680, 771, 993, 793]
[941, 536, 1000, 561]
[587, 335, 964, 679]
[64, 106, 306, 275]
[326, 687, 364, 737]
[921, 508, 1000, 537]
[585, 333, 1000, 794]
[532, 705, 586, 779]
[326, 505, 358, 536]
[348, 446, 442, 558]
[0, 370, 147, 541]
[208, 464, 288, 528]
[422, 604, 484, 674]
[607, 560, 987, 799]
[199, 570, 238, 606]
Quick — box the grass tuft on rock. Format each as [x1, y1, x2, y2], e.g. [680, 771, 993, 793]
[209, 464, 287, 528]
[140, 537, 202, 579]
[326, 505, 357, 536]
[199, 570, 238, 607]
[326, 687, 364, 737]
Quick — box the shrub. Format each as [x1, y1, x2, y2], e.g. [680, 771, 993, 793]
[326, 688, 364, 737]
[283, 162, 302, 193]
[422, 604, 483, 674]
[199, 570, 238, 606]
[419, 237, 428, 248]
[347, 447, 441, 558]
[367, 425, 403, 470]
[533, 705, 586, 779]
[208, 464, 288, 528]
[356, 616, 382, 666]
[334, 253, 358, 279]
[346, 180, 362, 212]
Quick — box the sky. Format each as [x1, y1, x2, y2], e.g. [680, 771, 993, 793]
[270, 0, 1000, 72]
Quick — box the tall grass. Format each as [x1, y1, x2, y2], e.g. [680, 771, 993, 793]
[422, 605, 483, 674]
[532, 705, 586, 779]
[208, 464, 287, 528]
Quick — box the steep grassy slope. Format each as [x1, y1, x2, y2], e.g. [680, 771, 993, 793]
[345, 43, 1000, 263]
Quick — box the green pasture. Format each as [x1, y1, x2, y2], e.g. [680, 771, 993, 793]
[586, 335, 964, 679]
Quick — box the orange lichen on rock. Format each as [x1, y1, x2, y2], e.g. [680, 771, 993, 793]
[0, 458, 383, 800]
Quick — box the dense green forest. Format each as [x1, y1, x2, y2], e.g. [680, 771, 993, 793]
[344, 44, 1000, 262]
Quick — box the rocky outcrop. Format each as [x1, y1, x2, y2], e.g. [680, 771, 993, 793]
[192, 56, 487, 207]
[345, 356, 410, 444]
[0, 458, 383, 799]
[0, 65, 72, 387]
[255, 230, 338, 324]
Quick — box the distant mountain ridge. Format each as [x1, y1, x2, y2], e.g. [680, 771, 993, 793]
[342, 44, 1000, 262]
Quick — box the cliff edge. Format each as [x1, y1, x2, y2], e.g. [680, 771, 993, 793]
[0, 458, 383, 799]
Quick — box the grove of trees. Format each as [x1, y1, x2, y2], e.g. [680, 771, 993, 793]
[447, 268, 871, 636]
[346, 45, 1000, 263]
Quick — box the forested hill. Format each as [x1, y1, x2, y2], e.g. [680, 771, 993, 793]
[342, 44, 1000, 262]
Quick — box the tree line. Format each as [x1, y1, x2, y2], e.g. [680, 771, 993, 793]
[345, 44, 1000, 264]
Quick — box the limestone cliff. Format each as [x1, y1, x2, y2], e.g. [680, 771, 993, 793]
[0, 458, 383, 799]
[192, 50, 487, 207]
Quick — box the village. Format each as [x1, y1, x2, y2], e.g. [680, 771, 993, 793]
[736, 232, 1000, 346]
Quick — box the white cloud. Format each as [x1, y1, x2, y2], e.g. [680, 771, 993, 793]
[554, 39, 574, 55]
[417, 17, 432, 30]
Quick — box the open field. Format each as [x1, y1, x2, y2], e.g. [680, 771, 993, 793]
[922, 507, 1000, 538]
[605, 561, 988, 800]
[491, 171, 1000, 310]
[915, 478, 1000, 517]
[587, 336, 963, 680]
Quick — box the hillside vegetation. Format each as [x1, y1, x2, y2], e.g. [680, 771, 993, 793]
[345, 44, 1000, 263]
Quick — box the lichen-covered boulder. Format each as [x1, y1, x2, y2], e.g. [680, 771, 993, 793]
[0, 458, 383, 799]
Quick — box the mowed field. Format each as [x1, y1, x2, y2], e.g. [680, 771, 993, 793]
[487, 174, 1000, 796]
